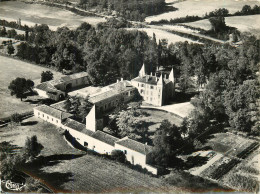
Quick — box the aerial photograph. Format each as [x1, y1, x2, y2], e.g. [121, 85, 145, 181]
[0, 0, 259, 193]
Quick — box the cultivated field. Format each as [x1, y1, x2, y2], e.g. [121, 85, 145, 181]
[187, 132, 259, 192]
[145, 0, 259, 23]
[0, 1, 105, 30]
[184, 15, 260, 38]
[0, 117, 180, 193]
[127, 28, 201, 44]
[0, 55, 62, 118]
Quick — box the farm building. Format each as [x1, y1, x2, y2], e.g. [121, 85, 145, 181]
[34, 72, 89, 101]
[33, 103, 157, 174]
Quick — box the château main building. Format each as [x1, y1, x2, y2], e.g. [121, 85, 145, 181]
[131, 64, 175, 106]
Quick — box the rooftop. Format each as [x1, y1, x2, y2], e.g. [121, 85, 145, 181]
[48, 72, 89, 86]
[68, 86, 101, 98]
[88, 80, 135, 104]
[116, 137, 153, 155]
[34, 105, 72, 119]
[35, 82, 59, 93]
[132, 75, 171, 85]
[91, 131, 119, 146]
[62, 118, 94, 137]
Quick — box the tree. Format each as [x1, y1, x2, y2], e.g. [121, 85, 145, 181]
[116, 109, 143, 139]
[7, 44, 15, 55]
[77, 97, 93, 122]
[111, 150, 126, 163]
[10, 113, 23, 124]
[0, 26, 7, 36]
[23, 135, 43, 161]
[41, 71, 53, 83]
[150, 120, 184, 167]
[209, 16, 227, 32]
[8, 78, 34, 101]
[224, 80, 259, 133]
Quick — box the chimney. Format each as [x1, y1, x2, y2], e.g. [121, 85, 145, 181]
[121, 78, 123, 81]
[150, 72, 152, 76]
[164, 74, 167, 79]
[146, 75, 149, 82]
[117, 79, 119, 83]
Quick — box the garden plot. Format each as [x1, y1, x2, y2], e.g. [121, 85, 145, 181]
[206, 132, 258, 158]
[146, 0, 259, 23]
[188, 132, 259, 185]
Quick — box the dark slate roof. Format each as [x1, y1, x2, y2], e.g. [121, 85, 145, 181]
[62, 118, 94, 136]
[132, 75, 158, 85]
[115, 137, 153, 155]
[132, 75, 171, 85]
[89, 80, 135, 104]
[91, 131, 119, 146]
[35, 82, 58, 92]
[34, 105, 72, 119]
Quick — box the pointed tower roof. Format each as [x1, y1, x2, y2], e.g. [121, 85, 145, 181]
[157, 74, 164, 85]
[169, 68, 174, 82]
[139, 63, 146, 77]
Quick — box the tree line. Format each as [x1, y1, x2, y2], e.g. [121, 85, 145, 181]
[150, 5, 260, 25]
[78, 0, 172, 21]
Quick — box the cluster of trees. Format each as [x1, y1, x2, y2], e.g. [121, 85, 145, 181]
[1, 136, 43, 180]
[63, 96, 93, 122]
[181, 36, 260, 137]
[150, 5, 260, 25]
[8, 77, 34, 101]
[0, 19, 30, 41]
[79, 0, 170, 21]
[16, 21, 167, 86]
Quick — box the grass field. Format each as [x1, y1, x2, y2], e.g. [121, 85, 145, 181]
[0, 55, 62, 118]
[0, 117, 179, 193]
[145, 0, 259, 23]
[184, 15, 260, 38]
[0, 1, 105, 30]
[127, 28, 200, 44]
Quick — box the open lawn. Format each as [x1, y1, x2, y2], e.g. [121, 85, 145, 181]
[0, 55, 62, 118]
[145, 0, 259, 23]
[0, 117, 180, 193]
[184, 15, 260, 38]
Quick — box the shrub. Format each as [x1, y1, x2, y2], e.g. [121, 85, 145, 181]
[10, 112, 23, 124]
[111, 149, 126, 163]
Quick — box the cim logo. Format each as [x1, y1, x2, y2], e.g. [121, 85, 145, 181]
[0, 179, 26, 192]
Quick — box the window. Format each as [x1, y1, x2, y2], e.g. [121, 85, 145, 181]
[38, 112, 40, 115]
[138, 83, 139, 87]
[47, 116, 49, 119]
[84, 142, 88, 146]
[56, 120, 58, 123]
[124, 150, 127, 154]
[141, 84, 144, 87]
[150, 86, 154, 89]
[52, 118, 53, 121]
[42, 114, 44, 117]
[150, 98, 152, 101]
